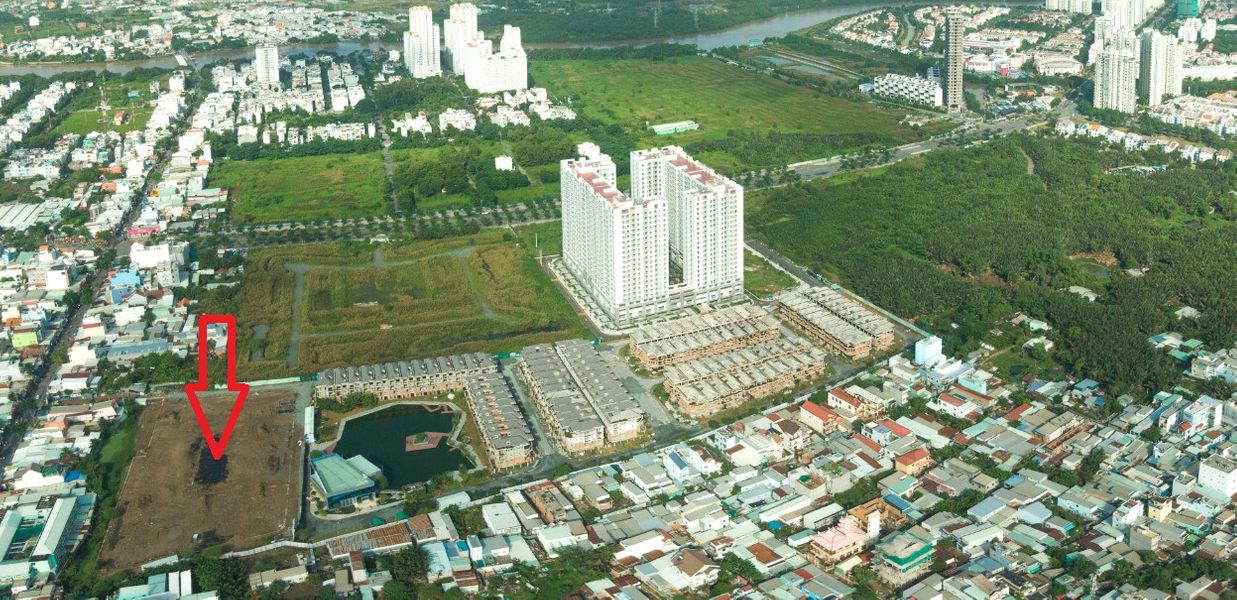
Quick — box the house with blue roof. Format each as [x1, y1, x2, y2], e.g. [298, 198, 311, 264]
[108, 270, 141, 304]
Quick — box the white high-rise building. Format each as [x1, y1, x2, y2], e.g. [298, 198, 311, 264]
[405, 6, 442, 78]
[1095, 28, 1139, 113]
[444, 2, 480, 74]
[562, 153, 669, 325]
[944, 9, 966, 112]
[1045, 0, 1092, 14]
[463, 25, 528, 93]
[631, 147, 744, 306]
[562, 147, 743, 327]
[1140, 30, 1184, 105]
[254, 44, 280, 88]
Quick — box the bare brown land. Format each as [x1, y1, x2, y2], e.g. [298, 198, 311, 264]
[101, 389, 302, 571]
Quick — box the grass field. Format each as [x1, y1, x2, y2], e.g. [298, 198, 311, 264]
[102, 390, 301, 572]
[211, 153, 389, 224]
[52, 107, 153, 136]
[531, 56, 929, 171]
[220, 230, 589, 380]
[744, 251, 798, 299]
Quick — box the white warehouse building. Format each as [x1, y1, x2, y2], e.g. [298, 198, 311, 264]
[872, 73, 943, 107]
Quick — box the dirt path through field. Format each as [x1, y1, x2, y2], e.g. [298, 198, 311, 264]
[283, 246, 480, 369]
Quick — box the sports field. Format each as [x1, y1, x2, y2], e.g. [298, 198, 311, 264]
[102, 389, 302, 571]
[531, 56, 930, 171]
[219, 231, 589, 381]
[211, 153, 389, 224]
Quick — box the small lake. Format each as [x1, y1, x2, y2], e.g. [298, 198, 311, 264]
[331, 404, 469, 487]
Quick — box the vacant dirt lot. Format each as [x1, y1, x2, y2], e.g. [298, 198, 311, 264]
[102, 389, 302, 571]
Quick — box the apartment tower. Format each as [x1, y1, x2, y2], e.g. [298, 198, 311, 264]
[944, 9, 966, 112]
[443, 3, 480, 74]
[1095, 28, 1139, 113]
[1139, 29, 1183, 105]
[254, 44, 280, 88]
[562, 147, 743, 327]
[404, 6, 442, 78]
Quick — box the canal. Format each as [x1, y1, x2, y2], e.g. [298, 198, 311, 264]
[331, 403, 469, 487]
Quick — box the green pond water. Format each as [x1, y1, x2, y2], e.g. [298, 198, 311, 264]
[332, 404, 470, 486]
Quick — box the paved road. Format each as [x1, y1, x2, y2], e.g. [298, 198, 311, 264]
[790, 100, 1076, 182]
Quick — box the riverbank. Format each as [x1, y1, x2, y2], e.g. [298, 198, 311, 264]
[0, 1, 1034, 77]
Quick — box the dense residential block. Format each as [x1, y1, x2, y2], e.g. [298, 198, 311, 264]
[628, 304, 780, 371]
[776, 288, 896, 360]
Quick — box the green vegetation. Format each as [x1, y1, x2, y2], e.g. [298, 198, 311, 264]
[211, 152, 389, 224]
[199, 230, 589, 380]
[531, 56, 930, 171]
[743, 250, 798, 298]
[59, 409, 140, 597]
[390, 143, 534, 211]
[512, 221, 563, 257]
[49, 69, 174, 136]
[748, 135, 1237, 396]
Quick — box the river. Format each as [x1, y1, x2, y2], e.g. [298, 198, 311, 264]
[0, 0, 1032, 77]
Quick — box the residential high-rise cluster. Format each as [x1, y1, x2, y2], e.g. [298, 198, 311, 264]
[1092, 16, 1184, 113]
[404, 6, 442, 78]
[254, 44, 280, 88]
[1101, 0, 1165, 30]
[404, 3, 528, 94]
[943, 8, 966, 112]
[561, 146, 744, 328]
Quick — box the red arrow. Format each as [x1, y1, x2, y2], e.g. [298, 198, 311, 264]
[184, 314, 249, 460]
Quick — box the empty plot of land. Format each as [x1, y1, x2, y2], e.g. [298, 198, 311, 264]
[102, 389, 302, 572]
[211, 231, 590, 381]
[211, 152, 388, 224]
[530, 56, 926, 170]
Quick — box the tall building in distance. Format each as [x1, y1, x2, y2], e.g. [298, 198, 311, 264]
[254, 44, 280, 88]
[1044, 0, 1093, 14]
[463, 24, 528, 93]
[943, 9, 966, 112]
[1095, 28, 1140, 113]
[1139, 29, 1184, 105]
[443, 2, 480, 75]
[404, 6, 442, 78]
[561, 147, 743, 327]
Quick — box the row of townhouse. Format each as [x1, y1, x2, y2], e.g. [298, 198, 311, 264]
[628, 304, 781, 371]
[314, 353, 498, 400]
[776, 287, 896, 360]
[517, 339, 645, 454]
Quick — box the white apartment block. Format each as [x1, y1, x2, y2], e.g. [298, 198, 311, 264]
[1196, 454, 1237, 500]
[254, 44, 280, 88]
[562, 147, 743, 327]
[1094, 28, 1139, 113]
[562, 153, 669, 326]
[444, 3, 480, 75]
[1044, 0, 1092, 13]
[405, 6, 442, 78]
[872, 73, 943, 107]
[1139, 30, 1183, 106]
[631, 147, 744, 308]
[463, 25, 528, 94]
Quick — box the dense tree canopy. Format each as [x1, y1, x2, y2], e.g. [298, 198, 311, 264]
[749, 135, 1236, 395]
